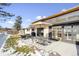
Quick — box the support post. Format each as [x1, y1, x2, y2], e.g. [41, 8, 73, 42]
[61, 26, 64, 41]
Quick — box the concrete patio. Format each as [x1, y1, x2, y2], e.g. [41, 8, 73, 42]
[44, 41, 78, 56]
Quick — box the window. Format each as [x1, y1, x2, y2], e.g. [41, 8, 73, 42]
[68, 32, 72, 36]
[49, 26, 52, 29]
[32, 28, 34, 31]
[58, 33, 62, 37]
[27, 29, 29, 31]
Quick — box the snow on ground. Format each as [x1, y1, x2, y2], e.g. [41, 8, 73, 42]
[17, 38, 33, 47]
[0, 38, 45, 56]
[0, 47, 15, 56]
[0, 36, 78, 56]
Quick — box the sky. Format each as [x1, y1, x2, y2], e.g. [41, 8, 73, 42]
[0, 3, 79, 28]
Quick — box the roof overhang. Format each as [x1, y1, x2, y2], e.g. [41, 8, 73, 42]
[31, 22, 51, 28]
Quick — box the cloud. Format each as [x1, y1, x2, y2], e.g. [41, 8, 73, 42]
[26, 19, 32, 22]
[36, 16, 46, 20]
[36, 16, 42, 20]
[43, 16, 46, 18]
[61, 9, 67, 12]
[6, 21, 14, 24]
[22, 19, 32, 28]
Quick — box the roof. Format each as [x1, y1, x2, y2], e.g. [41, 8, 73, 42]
[32, 6, 79, 24]
[32, 22, 51, 25]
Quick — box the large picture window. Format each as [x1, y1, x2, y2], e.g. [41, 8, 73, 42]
[64, 26, 72, 40]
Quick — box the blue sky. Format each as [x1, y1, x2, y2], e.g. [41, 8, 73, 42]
[0, 3, 79, 28]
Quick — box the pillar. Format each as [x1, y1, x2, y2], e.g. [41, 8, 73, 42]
[44, 27, 49, 38]
[61, 26, 64, 41]
[71, 25, 74, 42]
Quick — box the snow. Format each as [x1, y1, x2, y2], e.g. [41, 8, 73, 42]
[0, 36, 76, 56]
[0, 47, 15, 56]
[0, 37, 46, 56]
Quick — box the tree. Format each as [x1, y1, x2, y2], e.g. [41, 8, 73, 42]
[13, 16, 22, 31]
[0, 26, 2, 29]
[0, 3, 15, 22]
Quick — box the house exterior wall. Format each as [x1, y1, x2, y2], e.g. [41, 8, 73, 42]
[44, 27, 49, 38]
[25, 28, 31, 35]
[19, 29, 25, 35]
[34, 28, 37, 36]
[73, 25, 79, 41]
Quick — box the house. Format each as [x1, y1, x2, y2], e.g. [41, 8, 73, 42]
[29, 6, 79, 42]
[19, 28, 31, 35]
[30, 21, 51, 37]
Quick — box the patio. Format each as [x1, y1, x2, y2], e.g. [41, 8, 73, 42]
[45, 41, 77, 56]
[19, 36, 78, 56]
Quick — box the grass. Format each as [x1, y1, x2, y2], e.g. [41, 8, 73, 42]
[13, 45, 34, 55]
[3, 35, 35, 55]
[4, 35, 19, 48]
